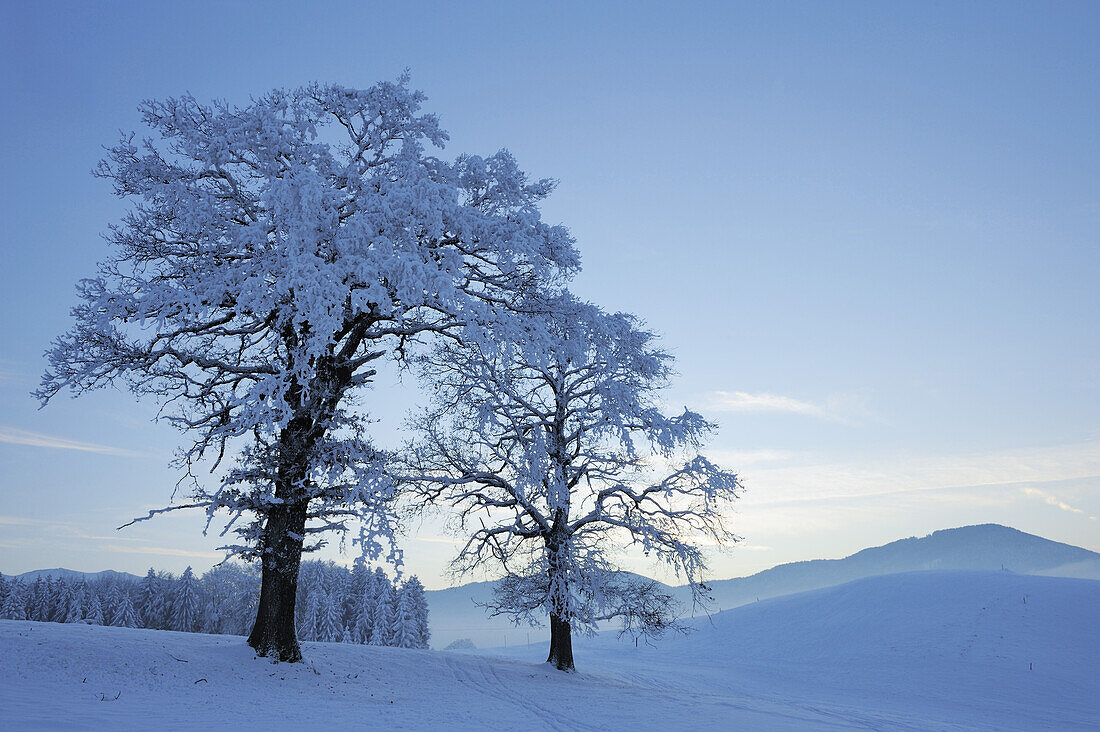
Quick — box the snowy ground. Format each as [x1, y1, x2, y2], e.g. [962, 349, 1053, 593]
[2, 570, 1097, 730]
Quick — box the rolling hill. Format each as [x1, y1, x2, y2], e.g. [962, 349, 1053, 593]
[426, 524, 1099, 648]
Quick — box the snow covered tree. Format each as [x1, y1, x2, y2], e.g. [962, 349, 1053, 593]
[85, 591, 106, 625]
[353, 585, 375, 644]
[402, 294, 742, 670]
[64, 584, 85, 624]
[1, 581, 26, 621]
[369, 582, 396, 647]
[392, 577, 429, 649]
[37, 76, 578, 662]
[29, 579, 49, 622]
[170, 567, 201, 633]
[316, 589, 342, 643]
[137, 569, 167, 630]
[111, 590, 140, 628]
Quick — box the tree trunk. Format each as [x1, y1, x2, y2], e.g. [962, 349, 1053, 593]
[545, 526, 575, 672]
[247, 498, 308, 662]
[546, 612, 575, 671]
[245, 343, 354, 661]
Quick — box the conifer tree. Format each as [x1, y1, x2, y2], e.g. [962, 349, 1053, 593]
[1, 581, 26, 621]
[317, 589, 342, 644]
[403, 576, 431, 649]
[85, 591, 106, 625]
[369, 583, 396, 646]
[64, 584, 84, 624]
[354, 588, 374, 645]
[30, 579, 49, 622]
[137, 569, 164, 629]
[111, 591, 140, 628]
[171, 567, 201, 633]
[392, 581, 421, 649]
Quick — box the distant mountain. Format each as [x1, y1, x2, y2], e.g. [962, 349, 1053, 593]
[695, 524, 1100, 612]
[12, 568, 142, 584]
[425, 524, 1098, 648]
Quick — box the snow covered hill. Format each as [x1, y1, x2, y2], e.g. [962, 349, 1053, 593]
[3, 569, 1097, 730]
[425, 523, 1098, 648]
[563, 570, 1100, 730]
[696, 523, 1099, 611]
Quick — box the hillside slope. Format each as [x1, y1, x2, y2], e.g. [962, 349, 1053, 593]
[427, 523, 1098, 646]
[494, 570, 1100, 730]
[3, 570, 1096, 730]
[697, 523, 1099, 611]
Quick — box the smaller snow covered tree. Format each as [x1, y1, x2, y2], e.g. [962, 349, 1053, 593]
[369, 583, 396, 647]
[170, 567, 201, 633]
[403, 294, 741, 670]
[29, 579, 49, 622]
[64, 584, 85, 624]
[391, 582, 420, 649]
[316, 589, 342, 643]
[85, 591, 106, 625]
[137, 569, 167, 630]
[111, 591, 140, 628]
[395, 576, 430, 649]
[1, 581, 26, 621]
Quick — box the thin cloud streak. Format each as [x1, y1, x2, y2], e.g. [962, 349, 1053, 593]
[705, 391, 828, 418]
[100, 543, 221, 559]
[721, 439, 1100, 507]
[1021, 486, 1094, 519]
[0, 426, 148, 458]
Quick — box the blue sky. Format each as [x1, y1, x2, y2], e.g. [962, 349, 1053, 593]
[1, 1, 1097, 587]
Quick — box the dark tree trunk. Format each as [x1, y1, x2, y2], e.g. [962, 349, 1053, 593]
[247, 498, 308, 662]
[245, 335, 360, 662]
[546, 612, 575, 671]
[545, 524, 575, 672]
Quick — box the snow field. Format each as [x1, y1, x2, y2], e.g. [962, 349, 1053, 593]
[2, 569, 1097, 730]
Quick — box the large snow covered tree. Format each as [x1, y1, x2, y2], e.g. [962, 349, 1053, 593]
[402, 295, 742, 670]
[37, 77, 577, 661]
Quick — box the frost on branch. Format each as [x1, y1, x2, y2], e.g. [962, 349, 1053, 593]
[401, 294, 742, 670]
[37, 76, 578, 660]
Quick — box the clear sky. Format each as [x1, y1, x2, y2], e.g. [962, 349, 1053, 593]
[1, 1, 1097, 588]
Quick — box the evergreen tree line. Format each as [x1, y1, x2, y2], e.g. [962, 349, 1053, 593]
[0, 561, 429, 649]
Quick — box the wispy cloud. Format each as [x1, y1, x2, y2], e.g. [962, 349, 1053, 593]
[729, 439, 1100, 507]
[0, 515, 59, 527]
[0, 426, 148, 457]
[702, 391, 873, 425]
[0, 359, 23, 383]
[100, 544, 221, 559]
[710, 449, 795, 466]
[705, 391, 827, 417]
[1021, 486, 1095, 519]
